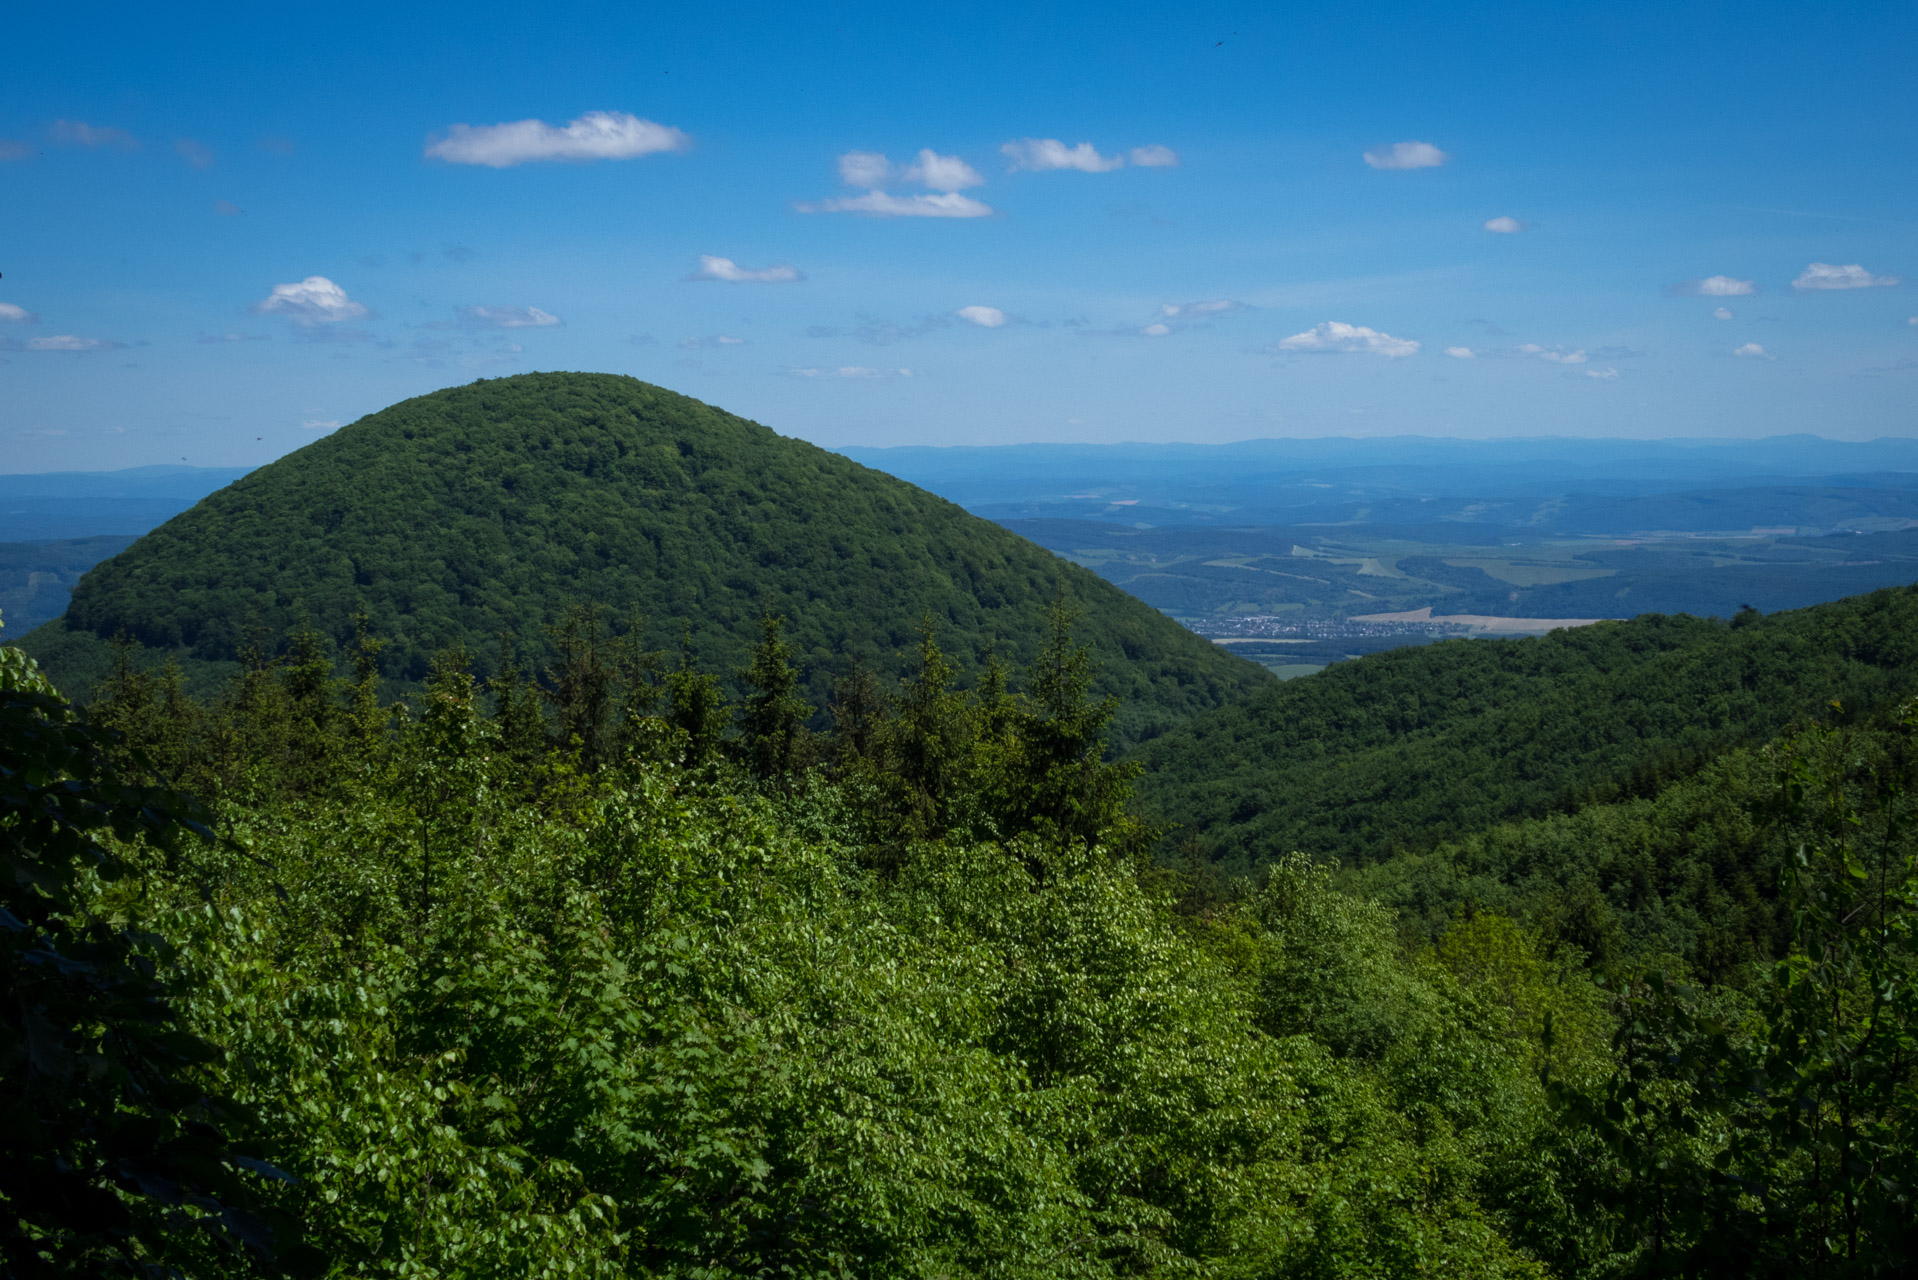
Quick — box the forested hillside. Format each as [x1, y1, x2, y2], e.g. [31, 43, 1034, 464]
[1135, 587, 1918, 871]
[7, 590, 1916, 1277]
[21, 373, 1265, 743]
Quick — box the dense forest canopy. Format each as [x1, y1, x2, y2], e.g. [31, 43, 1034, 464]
[22, 373, 1266, 743]
[6, 588, 1917, 1276]
[1136, 586, 1918, 871]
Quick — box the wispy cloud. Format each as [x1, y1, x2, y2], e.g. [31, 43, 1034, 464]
[1586, 367, 1620, 380]
[1160, 299, 1249, 320]
[9, 334, 126, 352]
[783, 365, 914, 379]
[956, 305, 1007, 328]
[214, 200, 242, 216]
[1793, 262, 1901, 291]
[680, 334, 746, 349]
[300, 419, 340, 431]
[1128, 144, 1179, 167]
[1483, 215, 1524, 234]
[1363, 140, 1446, 170]
[1518, 343, 1587, 365]
[799, 190, 992, 218]
[0, 303, 37, 324]
[1278, 321, 1419, 358]
[1131, 299, 1253, 338]
[808, 314, 951, 345]
[1733, 342, 1775, 360]
[1671, 275, 1756, 297]
[425, 110, 690, 168]
[1001, 138, 1124, 173]
[252, 276, 371, 325]
[1443, 346, 1475, 358]
[175, 138, 214, 169]
[196, 331, 267, 344]
[689, 255, 802, 283]
[838, 150, 892, 186]
[458, 304, 559, 328]
[0, 138, 31, 162]
[1713, 306, 1733, 320]
[51, 119, 137, 150]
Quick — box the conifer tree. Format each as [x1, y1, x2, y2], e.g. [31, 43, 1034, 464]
[737, 613, 809, 785]
[666, 634, 729, 766]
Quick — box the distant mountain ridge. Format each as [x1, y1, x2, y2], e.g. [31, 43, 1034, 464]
[840, 436, 1918, 531]
[21, 374, 1267, 741]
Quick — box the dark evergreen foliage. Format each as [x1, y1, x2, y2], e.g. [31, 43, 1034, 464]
[1137, 586, 1918, 872]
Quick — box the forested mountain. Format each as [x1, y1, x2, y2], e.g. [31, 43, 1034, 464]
[20, 374, 1265, 742]
[1134, 586, 1918, 871]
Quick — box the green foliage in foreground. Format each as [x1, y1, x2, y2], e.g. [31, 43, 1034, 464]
[0, 638, 308, 1277]
[28, 372, 1265, 743]
[1137, 587, 1918, 873]
[9, 600, 1918, 1277]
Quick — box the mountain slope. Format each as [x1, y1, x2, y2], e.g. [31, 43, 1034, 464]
[24, 373, 1266, 739]
[1134, 586, 1918, 868]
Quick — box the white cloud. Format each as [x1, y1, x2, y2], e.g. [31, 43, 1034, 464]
[1128, 144, 1180, 167]
[1586, 367, 1620, 380]
[425, 110, 690, 168]
[1140, 322, 1172, 337]
[459, 304, 561, 328]
[1671, 275, 1756, 297]
[0, 139, 30, 161]
[902, 149, 984, 191]
[300, 419, 340, 431]
[51, 119, 136, 150]
[679, 334, 746, 349]
[1713, 306, 1733, 320]
[785, 366, 912, 379]
[838, 148, 984, 192]
[1909, 316, 1917, 326]
[1515, 343, 1590, 365]
[1363, 140, 1446, 170]
[1160, 299, 1247, 319]
[26, 335, 121, 351]
[1793, 262, 1901, 291]
[196, 331, 266, 344]
[838, 150, 892, 186]
[175, 138, 214, 169]
[956, 305, 1007, 328]
[799, 191, 992, 218]
[1483, 216, 1524, 234]
[252, 276, 369, 324]
[1733, 342, 1774, 360]
[1278, 321, 1420, 358]
[0, 303, 36, 324]
[1443, 345, 1475, 358]
[1001, 138, 1124, 173]
[690, 255, 803, 283]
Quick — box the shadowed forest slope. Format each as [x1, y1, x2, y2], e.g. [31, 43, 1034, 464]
[1134, 587, 1918, 870]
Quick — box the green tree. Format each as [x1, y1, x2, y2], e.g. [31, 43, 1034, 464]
[736, 613, 809, 786]
[1, 631, 305, 1276]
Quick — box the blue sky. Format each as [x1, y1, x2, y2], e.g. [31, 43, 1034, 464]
[2, 0, 1914, 470]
